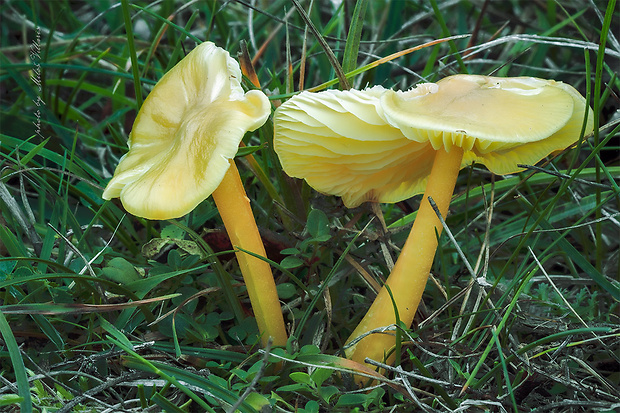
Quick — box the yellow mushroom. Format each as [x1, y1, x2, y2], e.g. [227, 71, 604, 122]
[103, 41, 288, 347]
[273, 74, 593, 376]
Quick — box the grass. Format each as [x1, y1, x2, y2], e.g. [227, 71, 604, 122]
[1, 0, 619, 411]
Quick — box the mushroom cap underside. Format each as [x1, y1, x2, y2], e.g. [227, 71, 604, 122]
[274, 75, 593, 208]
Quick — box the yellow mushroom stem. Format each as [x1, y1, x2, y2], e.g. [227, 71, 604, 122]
[345, 145, 465, 375]
[211, 160, 288, 347]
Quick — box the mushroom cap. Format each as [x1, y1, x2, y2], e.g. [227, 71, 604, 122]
[102, 42, 270, 219]
[273, 75, 593, 208]
[274, 86, 437, 207]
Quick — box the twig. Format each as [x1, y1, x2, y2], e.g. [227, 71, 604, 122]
[492, 212, 620, 254]
[47, 223, 97, 278]
[289, 0, 350, 90]
[371, 202, 395, 271]
[364, 358, 461, 389]
[427, 196, 475, 278]
[531, 400, 620, 412]
[79, 215, 125, 276]
[57, 371, 149, 413]
[567, 355, 618, 395]
[517, 163, 614, 189]
[393, 367, 439, 413]
[454, 183, 494, 342]
[343, 324, 398, 351]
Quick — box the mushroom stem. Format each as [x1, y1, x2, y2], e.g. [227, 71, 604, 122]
[345, 146, 464, 372]
[211, 160, 288, 347]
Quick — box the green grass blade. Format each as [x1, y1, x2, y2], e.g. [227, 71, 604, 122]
[0, 224, 31, 258]
[461, 263, 536, 393]
[129, 3, 202, 44]
[151, 393, 188, 412]
[120, 0, 143, 109]
[341, 0, 368, 76]
[1, 135, 97, 182]
[592, 0, 616, 272]
[149, 362, 258, 413]
[152, 342, 248, 364]
[533, 205, 619, 300]
[0, 311, 33, 413]
[491, 326, 518, 412]
[290, 0, 350, 90]
[429, 0, 467, 73]
[16, 137, 50, 166]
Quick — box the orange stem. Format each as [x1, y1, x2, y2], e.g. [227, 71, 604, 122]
[212, 160, 288, 347]
[345, 146, 464, 378]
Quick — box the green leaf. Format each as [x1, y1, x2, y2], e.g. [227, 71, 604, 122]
[175, 240, 207, 258]
[245, 392, 271, 411]
[318, 385, 339, 404]
[276, 282, 297, 299]
[235, 144, 265, 158]
[310, 368, 333, 387]
[289, 372, 313, 385]
[280, 248, 300, 255]
[161, 224, 185, 240]
[102, 257, 141, 283]
[306, 209, 330, 240]
[0, 395, 24, 407]
[280, 256, 304, 269]
[141, 238, 169, 259]
[303, 400, 320, 413]
[0, 260, 16, 277]
[335, 393, 369, 407]
[299, 345, 321, 355]
[277, 383, 308, 392]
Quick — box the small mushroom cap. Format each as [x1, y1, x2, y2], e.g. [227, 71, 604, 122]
[274, 75, 593, 208]
[102, 42, 270, 219]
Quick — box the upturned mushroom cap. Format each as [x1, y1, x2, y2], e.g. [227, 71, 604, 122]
[273, 75, 593, 208]
[103, 42, 270, 219]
